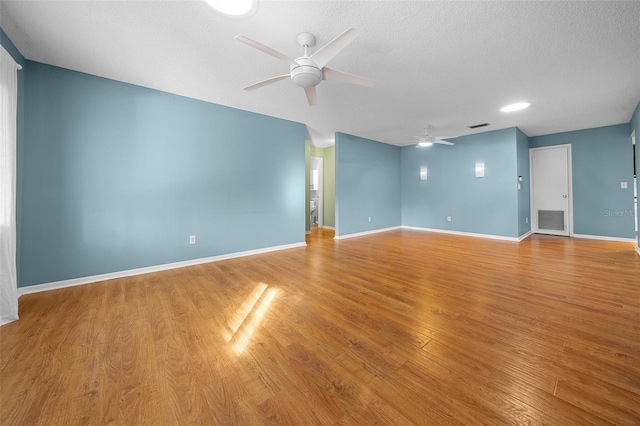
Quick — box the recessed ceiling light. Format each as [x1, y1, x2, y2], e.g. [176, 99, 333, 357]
[500, 102, 531, 112]
[205, 0, 258, 17]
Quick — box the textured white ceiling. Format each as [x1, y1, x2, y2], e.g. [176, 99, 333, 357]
[2, 0, 639, 147]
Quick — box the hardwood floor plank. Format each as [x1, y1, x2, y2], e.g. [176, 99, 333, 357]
[367, 373, 465, 425]
[555, 375, 640, 425]
[394, 359, 518, 426]
[419, 340, 615, 425]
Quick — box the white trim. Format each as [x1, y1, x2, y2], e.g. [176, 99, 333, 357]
[321, 225, 335, 230]
[518, 231, 532, 241]
[402, 226, 521, 242]
[305, 230, 311, 235]
[572, 234, 637, 244]
[0, 45, 22, 70]
[636, 245, 640, 256]
[334, 226, 401, 240]
[17, 242, 306, 296]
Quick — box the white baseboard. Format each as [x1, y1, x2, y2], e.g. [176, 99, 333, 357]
[518, 231, 532, 241]
[636, 245, 640, 256]
[403, 226, 520, 242]
[572, 234, 637, 244]
[1, 317, 18, 327]
[17, 241, 306, 296]
[334, 226, 402, 240]
[321, 226, 335, 230]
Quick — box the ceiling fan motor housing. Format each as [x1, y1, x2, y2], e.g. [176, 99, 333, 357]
[290, 58, 322, 88]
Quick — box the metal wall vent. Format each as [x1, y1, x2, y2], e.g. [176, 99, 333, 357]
[469, 123, 490, 129]
[538, 210, 564, 231]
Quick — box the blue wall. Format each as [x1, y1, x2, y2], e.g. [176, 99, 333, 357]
[335, 132, 401, 236]
[530, 124, 635, 239]
[1, 28, 26, 285]
[401, 128, 520, 238]
[516, 128, 531, 237]
[20, 62, 305, 287]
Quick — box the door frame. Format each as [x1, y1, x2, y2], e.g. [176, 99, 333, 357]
[529, 144, 574, 237]
[631, 129, 637, 240]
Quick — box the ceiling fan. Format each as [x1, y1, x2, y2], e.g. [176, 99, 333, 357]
[414, 125, 457, 147]
[235, 28, 374, 106]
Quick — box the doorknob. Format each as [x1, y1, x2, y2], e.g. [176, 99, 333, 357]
[562, 195, 567, 198]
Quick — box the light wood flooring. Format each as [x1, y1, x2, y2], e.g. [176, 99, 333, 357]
[1, 228, 640, 425]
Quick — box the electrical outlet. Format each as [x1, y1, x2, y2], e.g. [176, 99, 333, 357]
[189, 235, 196, 245]
[621, 182, 628, 189]
[368, 217, 372, 222]
[447, 216, 452, 222]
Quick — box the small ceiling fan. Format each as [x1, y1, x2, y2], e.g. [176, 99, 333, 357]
[414, 125, 457, 147]
[235, 28, 374, 106]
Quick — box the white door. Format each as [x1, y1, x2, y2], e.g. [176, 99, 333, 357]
[530, 145, 572, 236]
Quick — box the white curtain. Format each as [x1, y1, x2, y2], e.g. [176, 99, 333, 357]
[0, 45, 20, 326]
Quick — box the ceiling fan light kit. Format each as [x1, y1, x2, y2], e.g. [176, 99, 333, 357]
[414, 125, 456, 148]
[290, 58, 322, 88]
[235, 28, 374, 106]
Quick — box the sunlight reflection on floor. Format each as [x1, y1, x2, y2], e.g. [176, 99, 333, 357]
[222, 282, 278, 354]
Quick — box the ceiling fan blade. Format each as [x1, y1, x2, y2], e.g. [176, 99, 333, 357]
[235, 34, 295, 64]
[243, 74, 290, 91]
[310, 28, 359, 69]
[433, 140, 455, 146]
[304, 86, 317, 106]
[322, 67, 375, 87]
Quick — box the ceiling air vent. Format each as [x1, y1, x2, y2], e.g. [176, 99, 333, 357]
[469, 123, 490, 129]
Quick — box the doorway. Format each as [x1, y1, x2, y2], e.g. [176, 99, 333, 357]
[530, 145, 573, 236]
[310, 156, 323, 228]
[632, 130, 637, 239]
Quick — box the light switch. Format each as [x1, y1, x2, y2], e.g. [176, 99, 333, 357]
[621, 182, 627, 189]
